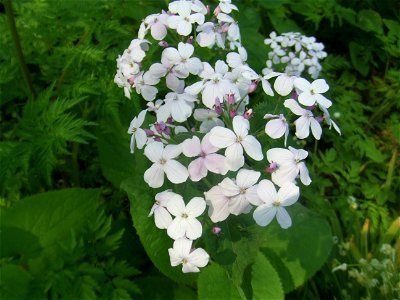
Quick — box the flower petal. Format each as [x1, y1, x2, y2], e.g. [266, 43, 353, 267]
[253, 205, 276, 227]
[144, 164, 165, 188]
[256, 179, 277, 204]
[154, 207, 173, 229]
[236, 169, 260, 188]
[185, 218, 203, 239]
[219, 177, 240, 197]
[242, 135, 263, 161]
[167, 218, 186, 240]
[182, 136, 201, 157]
[188, 248, 209, 267]
[186, 197, 206, 217]
[164, 160, 189, 184]
[232, 115, 249, 137]
[188, 158, 208, 181]
[225, 143, 244, 171]
[209, 127, 236, 148]
[276, 207, 292, 229]
[277, 182, 299, 206]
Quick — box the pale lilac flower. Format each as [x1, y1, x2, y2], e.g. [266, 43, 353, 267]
[252, 180, 299, 229]
[209, 115, 263, 171]
[127, 39, 150, 62]
[196, 22, 225, 48]
[264, 113, 289, 146]
[266, 146, 312, 187]
[144, 142, 189, 188]
[162, 42, 203, 77]
[205, 185, 231, 222]
[168, 0, 205, 36]
[133, 71, 160, 101]
[181, 133, 228, 181]
[128, 110, 148, 153]
[168, 238, 209, 273]
[167, 196, 206, 240]
[226, 46, 248, 69]
[218, 0, 238, 14]
[284, 98, 322, 140]
[193, 109, 224, 133]
[143, 12, 169, 40]
[149, 190, 180, 229]
[293, 78, 332, 108]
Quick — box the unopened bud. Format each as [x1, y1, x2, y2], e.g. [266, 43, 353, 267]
[243, 108, 253, 120]
[213, 5, 221, 16]
[187, 36, 194, 44]
[266, 161, 278, 173]
[227, 93, 235, 105]
[166, 116, 174, 124]
[214, 97, 223, 115]
[315, 116, 324, 123]
[128, 77, 135, 85]
[229, 109, 237, 118]
[248, 81, 258, 93]
[158, 41, 169, 48]
[144, 129, 154, 137]
[211, 226, 222, 235]
[206, 5, 210, 15]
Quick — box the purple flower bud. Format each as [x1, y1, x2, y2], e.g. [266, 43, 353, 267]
[213, 5, 221, 16]
[307, 105, 316, 111]
[243, 109, 253, 120]
[211, 226, 222, 235]
[291, 91, 298, 100]
[227, 93, 235, 105]
[266, 161, 278, 173]
[158, 41, 169, 48]
[206, 5, 210, 15]
[229, 109, 237, 118]
[127, 77, 135, 85]
[187, 36, 194, 44]
[154, 136, 162, 142]
[248, 81, 258, 93]
[214, 97, 223, 115]
[166, 116, 174, 124]
[315, 116, 324, 123]
[144, 129, 154, 137]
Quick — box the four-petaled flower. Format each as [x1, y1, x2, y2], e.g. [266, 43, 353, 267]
[168, 238, 209, 273]
[128, 110, 147, 153]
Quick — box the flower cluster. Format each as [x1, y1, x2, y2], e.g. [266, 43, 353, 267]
[264, 31, 327, 79]
[115, 0, 340, 273]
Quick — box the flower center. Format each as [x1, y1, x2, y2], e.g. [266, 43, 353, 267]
[236, 136, 243, 143]
[132, 127, 137, 133]
[239, 188, 246, 194]
[181, 212, 189, 219]
[272, 201, 281, 207]
[182, 258, 188, 264]
[159, 158, 166, 165]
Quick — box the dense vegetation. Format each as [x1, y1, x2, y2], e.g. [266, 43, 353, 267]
[1, 0, 399, 299]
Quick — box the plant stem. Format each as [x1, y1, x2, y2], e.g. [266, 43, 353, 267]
[4, 0, 35, 99]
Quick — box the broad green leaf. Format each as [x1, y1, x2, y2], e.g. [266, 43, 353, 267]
[198, 264, 243, 300]
[267, 9, 303, 34]
[357, 9, 383, 34]
[259, 204, 333, 293]
[252, 252, 284, 300]
[349, 42, 371, 76]
[121, 178, 197, 285]
[0, 264, 35, 300]
[0, 188, 100, 259]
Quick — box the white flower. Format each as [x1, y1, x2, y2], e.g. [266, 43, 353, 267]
[168, 238, 209, 273]
[226, 46, 248, 69]
[194, 109, 224, 133]
[128, 110, 148, 153]
[218, 0, 238, 14]
[144, 142, 189, 188]
[167, 196, 206, 240]
[181, 133, 228, 181]
[127, 39, 150, 62]
[209, 115, 263, 171]
[134, 71, 160, 101]
[266, 146, 311, 187]
[264, 113, 289, 146]
[168, 0, 205, 36]
[218, 169, 262, 214]
[284, 98, 322, 140]
[293, 78, 332, 108]
[149, 190, 179, 229]
[162, 42, 203, 77]
[252, 180, 299, 229]
[196, 22, 225, 49]
[143, 12, 169, 40]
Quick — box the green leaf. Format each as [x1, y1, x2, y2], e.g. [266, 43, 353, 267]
[0, 264, 33, 300]
[349, 42, 371, 76]
[357, 9, 383, 34]
[0, 188, 100, 259]
[198, 264, 243, 300]
[251, 252, 284, 300]
[259, 204, 333, 293]
[267, 9, 303, 33]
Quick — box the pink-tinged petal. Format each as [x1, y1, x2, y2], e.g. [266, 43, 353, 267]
[182, 136, 201, 157]
[232, 115, 249, 137]
[284, 98, 306, 116]
[265, 119, 286, 139]
[310, 118, 322, 140]
[186, 197, 206, 217]
[298, 91, 316, 106]
[209, 126, 236, 148]
[266, 148, 293, 165]
[277, 182, 299, 206]
[225, 143, 244, 171]
[135, 128, 147, 149]
[315, 94, 332, 108]
[298, 162, 312, 185]
[236, 169, 260, 189]
[256, 179, 277, 204]
[164, 160, 189, 184]
[151, 22, 167, 40]
[164, 144, 182, 159]
[154, 207, 173, 229]
[182, 263, 200, 273]
[188, 248, 209, 267]
[167, 15, 181, 29]
[144, 164, 165, 188]
[242, 135, 263, 161]
[276, 207, 292, 229]
[253, 205, 276, 227]
[166, 195, 185, 216]
[274, 75, 294, 96]
[201, 133, 219, 154]
[219, 177, 240, 197]
[293, 77, 311, 92]
[167, 218, 186, 240]
[246, 185, 263, 206]
[295, 116, 311, 139]
[229, 194, 251, 215]
[177, 20, 192, 36]
[271, 165, 299, 187]
[144, 142, 163, 163]
[311, 79, 329, 93]
[204, 153, 228, 175]
[178, 42, 194, 58]
[185, 218, 203, 239]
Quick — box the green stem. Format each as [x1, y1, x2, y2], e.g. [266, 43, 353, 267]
[4, 0, 35, 99]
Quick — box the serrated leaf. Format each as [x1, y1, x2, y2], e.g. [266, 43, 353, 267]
[198, 264, 243, 300]
[252, 252, 284, 300]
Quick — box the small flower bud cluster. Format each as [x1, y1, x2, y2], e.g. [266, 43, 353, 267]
[114, 0, 340, 274]
[264, 31, 327, 79]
